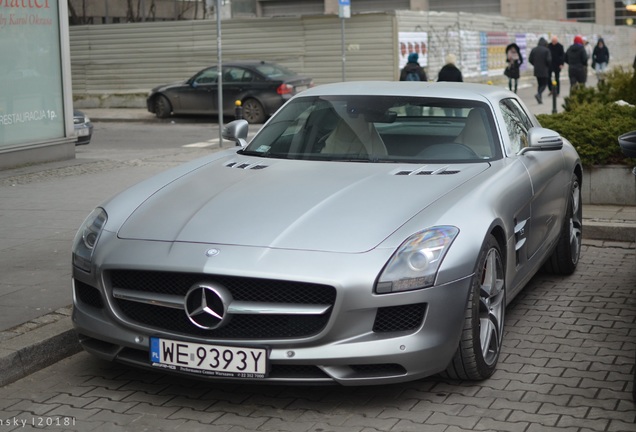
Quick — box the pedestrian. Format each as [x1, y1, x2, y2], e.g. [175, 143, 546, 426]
[583, 37, 593, 82]
[592, 37, 610, 83]
[565, 35, 588, 91]
[399, 52, 428, 82]
[548, 35, 565, 96]
[437, 53, 463, 82]
[437, 53, 463, 116]
[504, 42, 523, 93]
[528, 37, 551, 104]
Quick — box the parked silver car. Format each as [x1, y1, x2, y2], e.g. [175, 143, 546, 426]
[72, 82, 582, 385]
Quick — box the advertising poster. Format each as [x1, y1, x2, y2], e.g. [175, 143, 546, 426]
[459, 30, 482, 79]
[398, 31, 428, 69]
[0, 0, 65, 147]
[486, 31, 509, 76]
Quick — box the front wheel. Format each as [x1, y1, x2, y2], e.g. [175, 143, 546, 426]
[241, 98, 266, 124]
[444, 234, 506, 380]
[154, 95, 172, 119]
[542, 173, 582, 275]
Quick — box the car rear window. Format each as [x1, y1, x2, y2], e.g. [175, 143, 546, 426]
[254, 64, 297, 79]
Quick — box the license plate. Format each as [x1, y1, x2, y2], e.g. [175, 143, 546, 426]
[295, 85, 308, 93]
[150, 337, 268, 378]
[76, 128, 89, 136]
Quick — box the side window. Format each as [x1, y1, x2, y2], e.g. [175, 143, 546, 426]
[194, 68, 217, 85]
[223, 67, 252, 83]
[499, 98, 533, 154]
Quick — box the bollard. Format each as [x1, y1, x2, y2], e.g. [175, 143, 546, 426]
[551, 80, 557, 114]
[234, 100, 243, 120]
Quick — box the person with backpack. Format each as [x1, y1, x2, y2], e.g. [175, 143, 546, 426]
[400, 52, 428, 82]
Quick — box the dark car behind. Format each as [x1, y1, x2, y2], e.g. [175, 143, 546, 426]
[146, 61, 313, 124]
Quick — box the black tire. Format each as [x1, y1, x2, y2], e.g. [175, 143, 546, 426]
[444, 234, 506, 380]
[542, 173, 582, 275]
[242, 98, 266, 124]
[154, 95, 172, 119]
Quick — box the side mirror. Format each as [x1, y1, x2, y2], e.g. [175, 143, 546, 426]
[222, 119, 249, 147]
[618, 130, 636, 158]
[520, 127, 563, 154]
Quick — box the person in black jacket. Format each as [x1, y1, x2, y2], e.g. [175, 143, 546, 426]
[592, 38, 610, 83]
[565, 35, 588, 92]
[437, 54, 463, 116]
[399, 52, 428, 82]
[437, 53, 463, 82]
[529, 37, 551, 104]
[504, 43, 523, 93]
[548, 35, 565, 96]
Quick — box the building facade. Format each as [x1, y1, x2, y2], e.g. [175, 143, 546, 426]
[1, 0, 76, 170]
[69, 0, 636, 26]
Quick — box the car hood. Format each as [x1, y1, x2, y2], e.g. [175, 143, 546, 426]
[152, 80, 188, 92]
[118, 157, 489, 253]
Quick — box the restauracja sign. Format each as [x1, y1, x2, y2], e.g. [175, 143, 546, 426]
[0, 0, 50, 8]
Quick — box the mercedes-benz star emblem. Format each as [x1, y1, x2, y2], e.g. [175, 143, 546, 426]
[184, 284, 232, 330]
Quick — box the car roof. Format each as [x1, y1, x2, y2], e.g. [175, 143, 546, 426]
[298, 81, 513, 102]
[217, 60, 280, 67]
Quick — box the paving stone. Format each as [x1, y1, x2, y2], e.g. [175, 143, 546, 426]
[391, 419, 446, 432]
[258, 417, 314, 432]
[84, 398, 140, 413]
[472, 417, 529, 432]
[607, 419, 636, 432]
[166, 407, 225, 423]
[213, 412, 271, 429]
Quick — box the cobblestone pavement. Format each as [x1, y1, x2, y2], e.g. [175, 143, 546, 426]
[0, 242, 634, 432]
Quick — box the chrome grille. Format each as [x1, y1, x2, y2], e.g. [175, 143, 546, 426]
[109, 270, 336, 339]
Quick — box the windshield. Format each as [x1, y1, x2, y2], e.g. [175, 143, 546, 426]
[242, 95, 501, 163]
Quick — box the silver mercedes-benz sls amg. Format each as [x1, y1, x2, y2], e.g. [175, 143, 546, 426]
[72, 82, 582, 386]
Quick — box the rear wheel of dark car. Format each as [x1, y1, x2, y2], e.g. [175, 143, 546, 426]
[154, 95, 172, 119]
[444, 234, 505, 380]
[242, 98, 266, 124]
[542, 173, 582, 275]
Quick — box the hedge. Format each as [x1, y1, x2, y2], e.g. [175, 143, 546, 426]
[536, 67, 636, 167]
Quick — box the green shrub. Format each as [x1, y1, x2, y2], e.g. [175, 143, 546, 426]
[537, 67, 636, 167]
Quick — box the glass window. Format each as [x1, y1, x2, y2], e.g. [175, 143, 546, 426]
[499, 98, 533, 154]
[193, 68, 217, 85]
[0, 3, 65, 148]
[241, 95, 500, 163]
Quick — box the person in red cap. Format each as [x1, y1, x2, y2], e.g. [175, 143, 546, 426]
[565, 35, 588, 92]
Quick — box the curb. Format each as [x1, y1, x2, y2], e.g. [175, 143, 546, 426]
[585, 220, 636, 243]
[0, 307, 81, 387]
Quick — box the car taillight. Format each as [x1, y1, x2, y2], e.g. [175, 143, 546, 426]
[277, 84, 294, 95]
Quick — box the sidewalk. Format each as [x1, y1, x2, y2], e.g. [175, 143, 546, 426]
[1, 76, 634, 388]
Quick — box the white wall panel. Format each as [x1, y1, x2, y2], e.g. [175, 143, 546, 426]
[68, 10, 636, 100]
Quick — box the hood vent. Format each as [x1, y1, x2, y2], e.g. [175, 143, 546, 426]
[393, 166, 459, 176]
[226, 161, 268, 170]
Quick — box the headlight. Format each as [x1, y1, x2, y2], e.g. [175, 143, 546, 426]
[72, 208, 107, 272]
[375, 226, 459, 294]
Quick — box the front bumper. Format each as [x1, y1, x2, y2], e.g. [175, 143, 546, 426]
[72, 239, 473, 385]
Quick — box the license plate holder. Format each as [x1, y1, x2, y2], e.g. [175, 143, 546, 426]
[150, 337, 269, 378]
